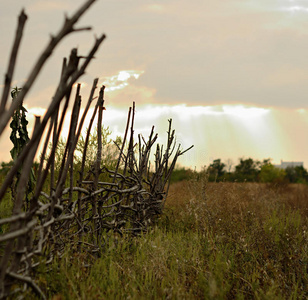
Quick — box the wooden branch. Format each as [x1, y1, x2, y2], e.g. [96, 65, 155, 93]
[77, 78, 99, 235]
[0, 10, 27, 115]
[115, 106, 131, 181]
[93, 85, 105, 216]
[31, 96, 69, 208]
[0, 212, 27, 226]
[0, 219, 37, 243]
[36, 116, 54, 188]
[179, 144, 194, 156]
[82, 181, 118, 186]
[7, 271, 46, 300]
[0, 0, 98, 136]
[62, 186, 89, 195]
[68, 87, 82, 206]
[57, 65, 81, 180]
[50, 59, 66, 193]
[0, 35, 106, 204]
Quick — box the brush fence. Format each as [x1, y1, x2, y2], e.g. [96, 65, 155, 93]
[0, 1, 192, 298]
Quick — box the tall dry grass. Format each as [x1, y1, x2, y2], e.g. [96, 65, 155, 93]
[164, 180, 308, 298]
[24, 179, 308, 299]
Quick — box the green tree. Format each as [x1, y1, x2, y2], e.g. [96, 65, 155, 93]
[76, 126, 121, 172]
[285, 166, 308, 184]
[170, 166, 195, 183]
[259, 163, 286, 183]
[234, 158, 260, 182]
[208, 159, 226, 182]
[51, 126, 121, 181]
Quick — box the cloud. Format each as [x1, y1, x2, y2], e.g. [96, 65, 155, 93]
[101, 70, 144, 92]
[97, 70, 157, 106]
[25, 105, 47, 118]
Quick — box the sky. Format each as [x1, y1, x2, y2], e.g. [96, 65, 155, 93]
[1, 0, 308, 170]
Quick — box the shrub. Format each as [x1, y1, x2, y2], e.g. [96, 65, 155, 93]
[259, 163, 286, 183]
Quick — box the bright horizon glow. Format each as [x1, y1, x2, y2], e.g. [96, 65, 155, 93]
[1, 103, 305, 171]
[220, 105, 270, 118]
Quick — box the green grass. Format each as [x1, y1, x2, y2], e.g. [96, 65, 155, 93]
[23, 181, 307, 300]
[0, 185, 13, 235]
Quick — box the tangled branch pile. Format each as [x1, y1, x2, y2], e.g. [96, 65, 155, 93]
[0, 1, 192, 298]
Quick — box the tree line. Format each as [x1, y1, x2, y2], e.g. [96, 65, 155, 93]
[171, 158, 308, 184]
[2, 157, 307, 185]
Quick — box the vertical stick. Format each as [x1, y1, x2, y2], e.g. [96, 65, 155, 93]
[50, 58, 66, 194]
[50, 108, 59, 195]
[78, 97, 99, 224]
[114, 107, 131, 183]
[92, 86, 105, 234]
[77, 78, 98, 242]
[0, 10, 27, 116]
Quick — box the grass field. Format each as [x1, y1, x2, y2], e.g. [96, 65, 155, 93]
[25, 178, 307, 300]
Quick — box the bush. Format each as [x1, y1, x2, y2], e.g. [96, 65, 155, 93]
[285, 166, 308, 184]
[170, 167, 195, 183]
[259, 163, 286, 184]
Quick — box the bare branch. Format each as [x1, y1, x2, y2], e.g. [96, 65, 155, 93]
[0, 219, 37, 243]
[7, 272, 46, 300]
[0, 9, 27, 115]
[0, 0, 98, 135]
[0, 35, 106, 203]
[0, 212, 27, 226]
